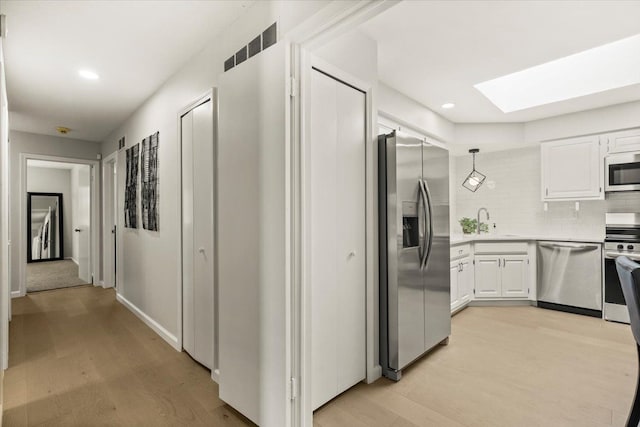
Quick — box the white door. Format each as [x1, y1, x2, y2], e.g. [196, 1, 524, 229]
[501, 256, 528, 298]
[181, 99, 215, 369]
[310, 68, 366, 410]
[102, 158, 117, 288]
[474, 256, 500, 298]
[76, 165, 91, 283]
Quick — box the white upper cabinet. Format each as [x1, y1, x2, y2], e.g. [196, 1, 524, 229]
[602, 128, 640, 154]
[541, 135, 604, 201]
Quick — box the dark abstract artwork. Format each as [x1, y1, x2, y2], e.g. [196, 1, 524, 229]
[125, 144, 139, 229]
[141, 131, 159, 231]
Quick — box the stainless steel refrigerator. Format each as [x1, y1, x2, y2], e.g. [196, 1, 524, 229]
[379, 131, 450, 381]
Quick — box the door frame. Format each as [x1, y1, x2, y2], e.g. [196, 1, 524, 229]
[101, 151, 118, 288]
[288, 2, 398, 425]
[299, 53, 377, 423]
[176, 88, 218, 380]
[19, 153, 100, 296]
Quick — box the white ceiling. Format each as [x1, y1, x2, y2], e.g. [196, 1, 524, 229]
[359, 1, 640, 123]
[0, 0, 254, 142]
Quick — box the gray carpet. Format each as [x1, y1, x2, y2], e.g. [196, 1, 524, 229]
[26, 260, 89, 292]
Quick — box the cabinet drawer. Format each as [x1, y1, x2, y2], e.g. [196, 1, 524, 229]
[450, 244, 471, 260]
[474, 242, 528, 255]
[604, 128, 640, 154]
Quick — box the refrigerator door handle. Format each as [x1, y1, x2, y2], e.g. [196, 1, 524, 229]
[420, 179, 434, 270]
[417, 179, 427, 265]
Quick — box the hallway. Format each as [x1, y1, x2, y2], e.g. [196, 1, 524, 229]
[3, 286, 252, 426]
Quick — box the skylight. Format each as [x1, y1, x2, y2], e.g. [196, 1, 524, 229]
[474, 33, 640, 113]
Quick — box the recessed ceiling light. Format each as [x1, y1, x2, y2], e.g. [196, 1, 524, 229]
[78, 69, 99, 80]
[441, 103, 455, 109]
[474, 33, 640, 113]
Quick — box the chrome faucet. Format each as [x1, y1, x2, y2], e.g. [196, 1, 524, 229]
[477, 207, 490, 234]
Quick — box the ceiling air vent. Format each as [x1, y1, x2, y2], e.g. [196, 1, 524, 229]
[224, 22, 277, 73]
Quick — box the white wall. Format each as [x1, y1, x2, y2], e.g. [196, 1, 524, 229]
[454, 146, 640, 240]
[26, 166, 73, 258]
[378, 82, 455, 143]
[9, 131, 101, 292]
[525, 100, 640, 143]
[100, 0, 331, 350]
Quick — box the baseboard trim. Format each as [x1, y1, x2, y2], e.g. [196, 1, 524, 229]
[10, 290, 22, 298]
[70, 257, 79, 266]
[469, 299, 535, 307]
[115, 292, 180, 351]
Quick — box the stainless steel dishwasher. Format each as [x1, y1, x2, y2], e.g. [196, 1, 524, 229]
[537, 241, 602, 317]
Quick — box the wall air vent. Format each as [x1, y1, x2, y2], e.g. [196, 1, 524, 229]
[118, 136, 126, 150]
[224, 22, 277, 73]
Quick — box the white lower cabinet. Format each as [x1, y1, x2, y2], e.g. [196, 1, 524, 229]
[450, 256, 472, 312]
[474, 254, 528, 299]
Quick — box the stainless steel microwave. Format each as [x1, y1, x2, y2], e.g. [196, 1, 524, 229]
[606, 152, 640, 192]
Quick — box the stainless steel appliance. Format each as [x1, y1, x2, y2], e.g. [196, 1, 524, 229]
[537, 241, 602, 317]
[605, 152, 640, 192]
[604, 213, 640, 323]
[379, 131, 450, 381]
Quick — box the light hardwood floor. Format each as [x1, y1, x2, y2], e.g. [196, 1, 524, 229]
[315, 306, 637, 427]
[4, 285, 254, 426]
[3, 286, 636, 426]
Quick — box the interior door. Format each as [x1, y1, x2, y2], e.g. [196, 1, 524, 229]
[181, 99, 215, 369]
[310, 68, 366, 410]
[103, 159, 117, 288]
[76, 165, 91, 283]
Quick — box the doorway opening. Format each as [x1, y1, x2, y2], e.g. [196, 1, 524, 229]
[19, 155, 99, 296]
[24, 160, 93, 292]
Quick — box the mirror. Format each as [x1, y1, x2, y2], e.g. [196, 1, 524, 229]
[28, 192, 64, 262]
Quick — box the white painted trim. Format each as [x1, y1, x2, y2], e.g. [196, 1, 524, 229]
[19, 153, 100, 294]
[10, 290, 21, 299]
[70, 257, 79, 266]
[116, 292, 180, 351]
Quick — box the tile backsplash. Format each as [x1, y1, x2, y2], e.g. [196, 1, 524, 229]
[453, 146, 640, 240]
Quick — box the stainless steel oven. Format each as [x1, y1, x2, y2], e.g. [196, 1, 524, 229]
[604, 213, 640, 323]
[606, 153, 640, 192]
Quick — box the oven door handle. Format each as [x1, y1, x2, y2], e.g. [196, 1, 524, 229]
[605, 251, 640, 261]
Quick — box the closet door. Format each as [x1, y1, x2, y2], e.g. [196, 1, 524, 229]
[182, 99, 214, 369]
[310, 68, 366, 410]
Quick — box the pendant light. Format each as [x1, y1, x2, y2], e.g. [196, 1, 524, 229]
[462, 148, 486, 192]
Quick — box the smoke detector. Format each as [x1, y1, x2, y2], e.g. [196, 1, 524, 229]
[56, 126, 71, 135]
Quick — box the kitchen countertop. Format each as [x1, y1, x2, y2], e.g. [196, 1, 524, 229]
[450, 234, 604, 245]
